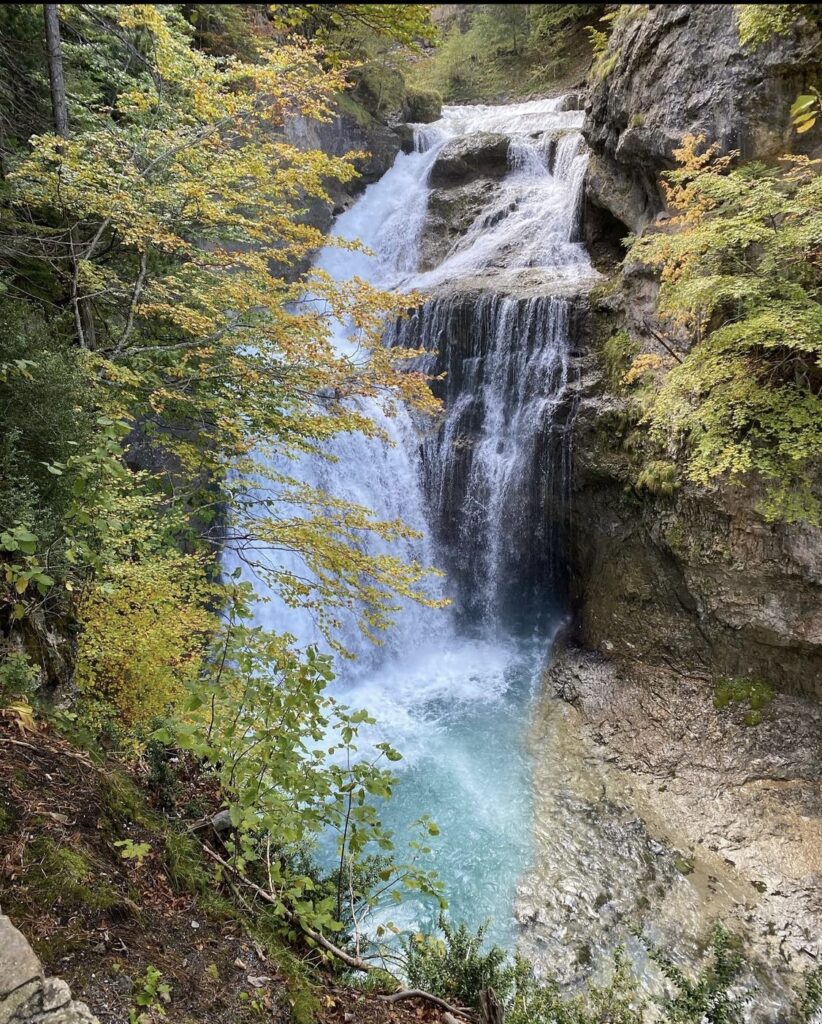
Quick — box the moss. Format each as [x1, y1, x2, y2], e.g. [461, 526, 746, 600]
[664, 519, 689, 557]
[333, 90, 375, 128]
[714, 677, 775, 718]
[24, 836, 119, 913]
[601, 329, 639, 389]
[402, 85, 442, 123]
[636, 459, 679, 496]
[589, 272, 623, 304]
[674, 856, 695, 876]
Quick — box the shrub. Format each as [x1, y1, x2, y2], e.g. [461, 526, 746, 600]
[76, 552, 213, 733]
[403, 916, 522, 1011]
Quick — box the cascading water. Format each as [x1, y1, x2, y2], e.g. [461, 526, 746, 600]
[245, 97, 597, 947]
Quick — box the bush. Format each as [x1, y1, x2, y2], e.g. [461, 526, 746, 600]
[0, 649, 38, 702]
[403, 916, 522, 1011]
[76, 552, 213, 734]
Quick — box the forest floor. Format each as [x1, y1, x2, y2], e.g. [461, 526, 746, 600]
[0, 718, 439, 1024]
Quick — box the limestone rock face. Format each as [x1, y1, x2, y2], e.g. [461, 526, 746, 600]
[284, 109, 404, 235]
[567, 278, 822, 699]
[582, 4, 822, 232]
[0, 916, 99, 1024]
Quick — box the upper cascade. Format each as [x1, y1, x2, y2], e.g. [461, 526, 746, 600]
[316, 96, 598, 301]
[243, 94, 597, 656]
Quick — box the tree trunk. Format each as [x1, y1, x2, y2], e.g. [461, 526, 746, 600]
[44, 4, 70, 138]
[43, 4, 96, 348]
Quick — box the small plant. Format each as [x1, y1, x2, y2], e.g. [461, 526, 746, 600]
[790, 89, 821, 134]
[0, 657, 38, 732]
[114, 839, 152, 867]
[637, 459, 679, 496]
[129, 966, 171, 1023]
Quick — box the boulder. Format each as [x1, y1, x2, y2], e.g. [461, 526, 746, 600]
[0, 916, 99, 1024]
[429, 132, 510, 187]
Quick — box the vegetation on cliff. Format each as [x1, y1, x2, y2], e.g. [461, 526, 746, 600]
[627, 136, 821, 524]
[406, 5, 601, 102]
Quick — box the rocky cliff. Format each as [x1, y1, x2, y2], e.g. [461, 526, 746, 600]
[541, 2, 821, 992]
[583, 3, 822, 234]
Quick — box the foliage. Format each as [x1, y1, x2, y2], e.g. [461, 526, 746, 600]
[791, 89, 822, 134]
[129, 965, 171, 1024]
[403, 921, 769, 1024]
[0, 650, 38, 702]
[648, 924, 748, 1024]
[627, 136, 822, 524]
[735, 4, 820, 48]
[168, 583, 444, 942]
[791, 966, 822, 1022]
[601, 329, 640, 388]
[407, 4, 600, 102]
[529, 5, 605, 40]
[0, 1, 449, 957]
[114, 838, 152, 866]
[1, 2, 443, 662]
[76, 549, 214, 733]
[636, 459, 679, 496]
[403, 915, 524, 1011]
[270, 5, 437, 53]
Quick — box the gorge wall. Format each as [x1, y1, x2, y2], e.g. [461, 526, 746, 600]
[543, 1, 822, 986]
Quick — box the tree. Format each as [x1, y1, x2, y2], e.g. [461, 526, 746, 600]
[2, 4, 442, 651]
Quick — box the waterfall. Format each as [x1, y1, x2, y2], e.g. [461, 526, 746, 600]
[387, 293, 583, 626]
[242, 97, 597, 943]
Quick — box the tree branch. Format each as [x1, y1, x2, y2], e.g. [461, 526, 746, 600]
[199, 843, 475, 1021]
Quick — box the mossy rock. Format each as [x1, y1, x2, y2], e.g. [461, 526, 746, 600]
[402, 86, 443, 123]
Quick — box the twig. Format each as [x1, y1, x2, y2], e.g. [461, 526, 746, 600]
[641, 317, 684, 364]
